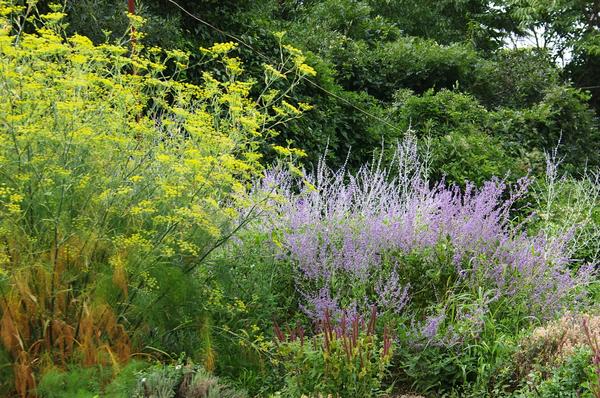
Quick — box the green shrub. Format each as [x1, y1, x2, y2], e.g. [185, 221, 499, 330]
[492, 86, 600, 173]
[350, 38, 480, 101]
[389, 88, 523, 184]
[429, 130, 522, 185]
[392, 88, 490, 138]
[470, 48, 559, 109]
[207, 230, 298, 394]
[36, 366, 110, 398]
[394, 289, 518, 395]
[104, 361, 152, 397]
[512, 348, 595, 398]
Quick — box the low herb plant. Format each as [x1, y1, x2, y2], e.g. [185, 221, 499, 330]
[583, 317, 600, 398]
[208, 229, 299, 395]
[511, 347, 595, 398]
[132, 361, 248, 398]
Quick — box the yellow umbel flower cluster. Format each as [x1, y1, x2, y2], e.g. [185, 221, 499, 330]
[0, 2, 313, 395]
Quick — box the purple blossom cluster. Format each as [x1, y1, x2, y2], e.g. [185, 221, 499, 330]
[257, 142, 593, 322]
[414, 289, 496, 347]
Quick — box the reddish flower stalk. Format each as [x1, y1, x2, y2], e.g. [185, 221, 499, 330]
[343, 334, 352, 361]
[352, 317, 359, 348]
[273, 322, 285, 343]
[298, 322, 305, 347]
[367, 306, 377, 336]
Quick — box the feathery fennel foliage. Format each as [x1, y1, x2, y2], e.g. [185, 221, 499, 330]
[0, 2, 313, 395]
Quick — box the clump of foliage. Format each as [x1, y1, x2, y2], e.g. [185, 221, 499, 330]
[390, 88, 524, 185]
[391, 85, 600, 183]
[133, 362, 247, 398]
[35, 361, 246, 398]
[35, 362, 149, 398]
[529, 154, 600, 264]
[583, 316, 600, 398]
[0, 2, 314, 395]
[493, 85, 600, 174]
[273, 308, 393, 397]
[497, 315, 600, 398]
[36, 365, 112, 398]
[500, 314, 600, 391]
[470, 48, 560, 109]
[511, 347, 596, 398]
[206, 228, 299, 394]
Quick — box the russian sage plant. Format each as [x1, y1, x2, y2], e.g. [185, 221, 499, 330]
[257, 138, 593, 325]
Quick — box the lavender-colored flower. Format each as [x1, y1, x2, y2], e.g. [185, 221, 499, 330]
[422, 313, 445, 339]
[375, 270, 410, 314]
[252, 138, 593, 323]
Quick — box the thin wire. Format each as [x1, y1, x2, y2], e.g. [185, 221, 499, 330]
[166, 0, 403, 133]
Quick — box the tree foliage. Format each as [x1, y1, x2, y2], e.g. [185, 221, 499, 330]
[27, 0, 600, 179]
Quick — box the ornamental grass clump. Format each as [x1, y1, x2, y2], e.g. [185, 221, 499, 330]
[260, 137, 593, 327]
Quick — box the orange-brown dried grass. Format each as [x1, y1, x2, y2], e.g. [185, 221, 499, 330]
[0, 238, 131, 397]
